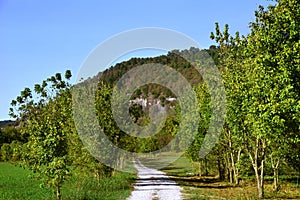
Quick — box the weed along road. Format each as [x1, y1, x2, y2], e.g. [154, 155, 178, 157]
[127, 160, 183, 200]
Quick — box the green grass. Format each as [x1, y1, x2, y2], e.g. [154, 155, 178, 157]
[140, 152, 195, 176]
[62, 171, 135, 200]
[0, 162, 54, 199]
[161, 155, 195, 177]
[0, 162, 136, 200]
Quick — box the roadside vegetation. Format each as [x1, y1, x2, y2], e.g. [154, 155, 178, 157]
[0, 162, 135, 200]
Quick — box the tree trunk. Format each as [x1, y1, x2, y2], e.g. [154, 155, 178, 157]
[253, 160, 264, 199]
[233, 169, 239, 185]
[232, 149, 242, 185]
[257, 177, 264, 199]
[248, 138, 266, 199]
[204, 158, 208, 176]
[218, 158, 225, 181]
[198, 161, 202, 177]
[56, 185, 61, 200]
[228, 168, 233, 183]
[270, 156, 280, 191]
[273, 168, 279, 191]
[225, 152, 233, 183]
[230, 151, 235, 184]
[227, 128, 242, 185]
[233, 168, 239, 185]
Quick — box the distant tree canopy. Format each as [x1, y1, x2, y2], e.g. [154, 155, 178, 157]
[84, 47, 217, 99]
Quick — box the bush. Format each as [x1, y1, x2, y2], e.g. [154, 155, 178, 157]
[1, 143, 12, 161]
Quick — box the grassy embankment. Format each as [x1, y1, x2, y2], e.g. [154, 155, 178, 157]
[142, 153, 300, 200]
[0, 162, 136, 200]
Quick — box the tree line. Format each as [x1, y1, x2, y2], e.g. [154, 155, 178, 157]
[187, 0, 299, 198]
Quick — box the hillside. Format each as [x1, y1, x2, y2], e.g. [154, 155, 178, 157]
[80, 46, 218, 106]
[0, 120, 16, 129]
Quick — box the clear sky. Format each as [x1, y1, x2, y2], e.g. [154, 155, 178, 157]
[0, 0, 273, 120]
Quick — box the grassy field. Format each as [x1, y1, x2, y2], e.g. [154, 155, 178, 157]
[141, 153, 300, 200]
[0, 162, 135, 200]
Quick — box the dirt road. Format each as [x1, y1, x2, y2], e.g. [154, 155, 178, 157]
[127, 160, 183, 200]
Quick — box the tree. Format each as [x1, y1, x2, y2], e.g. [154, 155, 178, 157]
[0, 126, 24, 147]
[1, 143, 12, 161]
[211, 0, 300, 197]
[185, 83, 210, 176]
[10, 70, 73, 200]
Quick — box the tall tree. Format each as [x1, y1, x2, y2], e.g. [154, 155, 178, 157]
[10, 70, 73, 200]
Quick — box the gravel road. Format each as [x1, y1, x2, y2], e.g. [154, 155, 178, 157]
[127, 160, 183, 200]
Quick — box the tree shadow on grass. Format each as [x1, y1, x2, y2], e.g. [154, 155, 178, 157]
[170, 176, 234, 189]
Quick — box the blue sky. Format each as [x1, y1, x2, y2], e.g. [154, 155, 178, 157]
[0, 0, 273, 120]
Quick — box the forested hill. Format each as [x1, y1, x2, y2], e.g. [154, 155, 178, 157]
[0, 120, 16, 129]
[80, 46, 218, 100]
[100, 46, 218, 84]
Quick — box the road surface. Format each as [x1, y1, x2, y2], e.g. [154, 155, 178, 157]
[127, 160, 183, 200]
